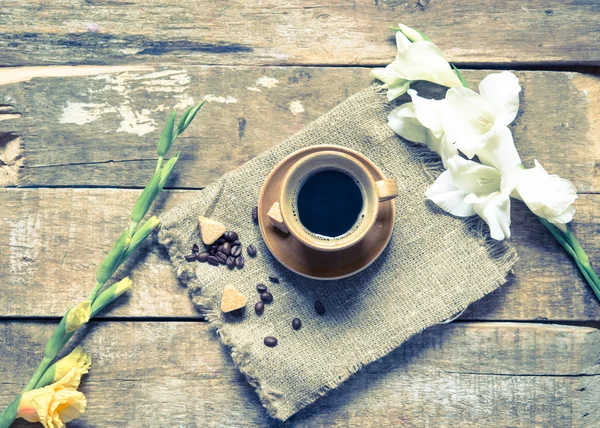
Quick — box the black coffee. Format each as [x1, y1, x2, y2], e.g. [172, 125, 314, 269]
[296, 169, 363, 238]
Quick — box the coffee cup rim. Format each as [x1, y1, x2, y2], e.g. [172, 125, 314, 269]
[279, 150, 379, 252]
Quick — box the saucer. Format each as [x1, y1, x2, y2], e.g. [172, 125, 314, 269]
[258, 145, 396, 280]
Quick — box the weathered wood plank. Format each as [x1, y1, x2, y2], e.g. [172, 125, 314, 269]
[1, 188, 599, 321]
[1, 322, 598, 427]
[2, 67, 598, 191]
[1, 1, 598, 66]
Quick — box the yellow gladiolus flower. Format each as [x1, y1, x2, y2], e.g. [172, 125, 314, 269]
[17, 366, 88, 428]
[65, 301, 91, 333]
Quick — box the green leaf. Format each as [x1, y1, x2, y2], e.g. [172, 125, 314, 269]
[156, 110, 177, 157]
[96, 230, 130, 285]
[452, 64, 470, 89]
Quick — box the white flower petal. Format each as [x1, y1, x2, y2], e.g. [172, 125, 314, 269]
[446, 155, 502, 195]
[475, 126, 522, 195]
[427, 133, 458, 168]
[425, 170, 475, 217]
[395, 31, 412, 51]
[371, 66, 410, 100]
[392, 41, 462, 88]
[479, 71, 521, 125]
[442, 87, 496, 157]
[387, 103, 427, 143]
[464, 191, 512, 240]
[515, 159, 578, 227]
[408, 89, 444, 136]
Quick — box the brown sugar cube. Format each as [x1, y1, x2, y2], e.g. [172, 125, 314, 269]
[198, 216, 227, 245]
[267, 202, 289, 234]
[220, 285, 247, 313]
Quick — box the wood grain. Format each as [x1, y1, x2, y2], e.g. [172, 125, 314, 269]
[2, 67, 598, 191]
[0, 1, 598, 67]
[1, 188, 599, 321]
[1, 322, 598, 427]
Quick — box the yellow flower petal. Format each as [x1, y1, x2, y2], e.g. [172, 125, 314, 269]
[17, 367, 88, 428]
[65, 301, 91, 333]
[54, 346, 92, 382]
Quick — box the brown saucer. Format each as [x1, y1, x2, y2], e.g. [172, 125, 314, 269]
[258, 145, 396, 280]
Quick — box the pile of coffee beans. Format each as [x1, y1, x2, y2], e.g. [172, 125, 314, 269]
[185, 230, 257, 269]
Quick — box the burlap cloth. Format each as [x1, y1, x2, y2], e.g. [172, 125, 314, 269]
[158, 86, 517, 421]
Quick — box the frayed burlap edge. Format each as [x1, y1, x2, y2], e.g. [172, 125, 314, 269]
[156, 85, 519, 421]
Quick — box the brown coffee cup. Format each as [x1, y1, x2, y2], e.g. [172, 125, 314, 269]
[268, 150, 398, 252]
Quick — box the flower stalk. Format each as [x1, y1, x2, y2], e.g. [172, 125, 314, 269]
[0, 102, 205, 428]
[381, 24, 600, 304]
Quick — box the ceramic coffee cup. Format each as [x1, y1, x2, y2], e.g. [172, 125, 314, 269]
[267, 150, 398, 252]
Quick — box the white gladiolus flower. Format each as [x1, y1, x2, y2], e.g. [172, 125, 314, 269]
[441, 71, 521, 159]
[514, 160, 578, 231]
[425, 155, 512, 240]
[372, 25, 462, 101]
[387, 90, 457, 167]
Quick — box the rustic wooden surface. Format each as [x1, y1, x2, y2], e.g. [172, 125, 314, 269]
[1, 1, 599, 427]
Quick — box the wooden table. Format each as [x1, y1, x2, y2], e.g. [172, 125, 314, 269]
[1, 2, 599, 426]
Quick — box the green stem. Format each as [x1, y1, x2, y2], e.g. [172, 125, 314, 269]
[23, 356, 53, 393]
[538, 217, 600, 302]
[155, 155, 164, 173]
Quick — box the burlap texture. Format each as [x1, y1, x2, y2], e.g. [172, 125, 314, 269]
[158, 86, 517, 421]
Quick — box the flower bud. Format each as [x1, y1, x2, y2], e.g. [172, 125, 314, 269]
[158, 152, 180, 190]
[91, 277, 133, 317]
[130, 171, 162, 229]
[36, 346, 92, 389]
[156, 110, 176, 157]
[65, 301, 91, 334]
[96, 230, 130, 285]
[124, 217, 160, 260]
[398, 23, 427, 42]
[177, 101, 205, 136]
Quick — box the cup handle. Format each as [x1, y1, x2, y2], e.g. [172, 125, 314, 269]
[375, 178, 399, 202]
[267, 202, 290, 234]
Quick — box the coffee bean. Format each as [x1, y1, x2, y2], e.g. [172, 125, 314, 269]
[247, 244, 257, 257]
[314, 300, 326, 315]
[260, 291, 273, 303]
[216, 252, 228, 263]
[206, 244, 216, 253]
[215, 237, 226, 245]
[192, 244, 200, 253]
[222, 242, 232, 256]
[232, 240, 241, 246]
[231, 245, 242, 257]
[256, 283, 268, 293]
[207, 256, 220, 266]
[292, 318, 302, 330]
[225, 231, 239, 242]
[197, 251, 210, 262]
[236, 255, 245, 268]
[268, 276, 280, 284]
[264, 336, 278, 347]
[226, 256, 236, 269]
[252, 206, 259, 224]
[184, 254, 197, 262]
[255, 301, 265, 315]
[217, 244, 224, 254]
